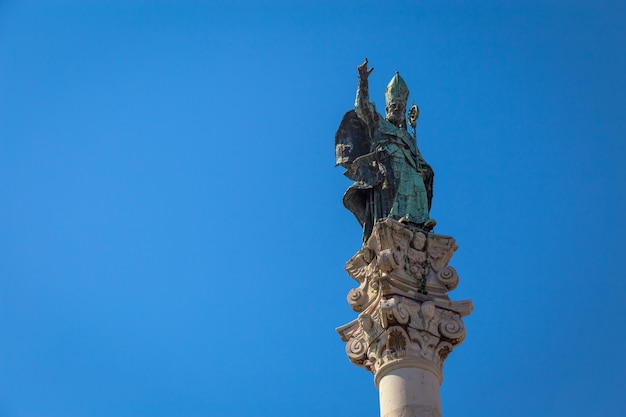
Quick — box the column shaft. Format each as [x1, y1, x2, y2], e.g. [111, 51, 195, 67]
[378, 367, 442, 417]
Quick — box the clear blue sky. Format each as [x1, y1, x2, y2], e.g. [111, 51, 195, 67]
[1, 1, 625, 416]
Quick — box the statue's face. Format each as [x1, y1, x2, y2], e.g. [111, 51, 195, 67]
[386, 101, 406, 125]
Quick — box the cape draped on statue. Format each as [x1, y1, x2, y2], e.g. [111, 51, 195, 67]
[335, 107, 433, 241]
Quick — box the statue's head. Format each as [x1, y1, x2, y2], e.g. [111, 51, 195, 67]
[385, 72, 409, 127]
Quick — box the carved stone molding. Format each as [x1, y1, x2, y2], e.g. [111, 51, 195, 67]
[337, 219, 472, 385]
[343, 219, 470, 313]
[338, 295, 465, 385]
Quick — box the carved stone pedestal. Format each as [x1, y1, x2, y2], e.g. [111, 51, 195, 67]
[337, 219, 472, 417]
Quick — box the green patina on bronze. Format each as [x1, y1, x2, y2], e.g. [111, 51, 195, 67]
[335, 59, 435, 241]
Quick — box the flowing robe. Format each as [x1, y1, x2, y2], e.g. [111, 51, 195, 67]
[335, 102, 433, 241]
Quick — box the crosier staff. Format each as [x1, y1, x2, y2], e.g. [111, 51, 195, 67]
[408, 101, 422, 173]
[408, 101, 419, 140]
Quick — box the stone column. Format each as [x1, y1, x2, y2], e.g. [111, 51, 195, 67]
[337, 219, 472, 417]
[378, 367, 441, 417]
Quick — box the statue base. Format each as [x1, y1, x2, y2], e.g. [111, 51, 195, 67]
[336, 218, 472, 417]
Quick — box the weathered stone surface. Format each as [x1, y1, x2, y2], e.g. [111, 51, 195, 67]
[340, 218, 472, 312]
[379, 368, 442, 417]
[338, 293, 465, 383]
[336, 219, 472, 416]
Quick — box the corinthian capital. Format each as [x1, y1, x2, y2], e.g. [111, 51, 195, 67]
[338, 296, 467, 384]
[337, 219, 472, 384]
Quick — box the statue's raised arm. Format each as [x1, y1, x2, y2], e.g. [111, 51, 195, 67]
[355, 58, 377, 130]
[335, 58, 376, 170]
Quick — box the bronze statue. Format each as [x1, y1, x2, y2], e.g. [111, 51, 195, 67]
[335, 59, 435, 241]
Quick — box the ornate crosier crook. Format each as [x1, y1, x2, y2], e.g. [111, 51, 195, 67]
[408, 101, 419, 140]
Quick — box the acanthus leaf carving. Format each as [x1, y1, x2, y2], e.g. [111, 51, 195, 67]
[337, 219, 472, 382]
[340, 294, 468, 381]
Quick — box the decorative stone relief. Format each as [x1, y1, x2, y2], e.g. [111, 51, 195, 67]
[337, 219, 472, 385]
[338, 295, 465, 383]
